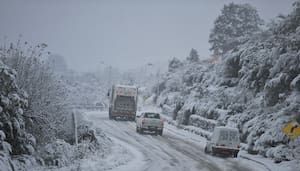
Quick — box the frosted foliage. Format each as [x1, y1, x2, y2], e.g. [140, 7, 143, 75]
[209, 3, 263, 55]
[0, 60, 37, 171]
[0, 42, 70, 144]
[154, 2, 300, 161]
[187, 48, 199, 62]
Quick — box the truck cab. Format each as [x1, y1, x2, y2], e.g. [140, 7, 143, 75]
[205, 126, 240, 157]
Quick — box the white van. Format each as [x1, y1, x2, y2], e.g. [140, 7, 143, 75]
[204, 126, 240, 157]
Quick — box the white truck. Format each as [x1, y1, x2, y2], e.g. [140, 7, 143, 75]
[204, 126, 240, 157]
[108, 84, 138, 121]
[136, 112, 164, 136]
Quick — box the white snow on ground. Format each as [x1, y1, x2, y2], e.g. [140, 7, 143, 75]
[77, 136, 145, 171]
[161, 110, 300, 171]
[78, 109, 278, 171]
[35, 106, 297, 171]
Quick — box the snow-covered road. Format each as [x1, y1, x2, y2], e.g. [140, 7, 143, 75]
[84, 111, 268, 171]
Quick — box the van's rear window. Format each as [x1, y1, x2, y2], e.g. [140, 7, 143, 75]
[220, 130, 238, 141]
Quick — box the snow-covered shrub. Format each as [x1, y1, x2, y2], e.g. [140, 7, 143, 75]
[168, 57, 183, 72]
[0, 60, 37, 170]
[187, 48, 199, 62]
[266, 145, 294, 162]
[39, 140, 74, 167]
[0, 41, 71, 144]
[189, 115, 217, 132]
[291, 74, 300, 91]
[153, 1, 300, 161]
[38, 122, 112, 168]
[223, 52, 241, 78]
[264, 73, 289, 106]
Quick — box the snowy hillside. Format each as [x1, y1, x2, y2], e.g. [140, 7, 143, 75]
[153, 2, 300, 163]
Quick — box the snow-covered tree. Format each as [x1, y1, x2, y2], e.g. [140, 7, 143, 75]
[209, 3, 263, 56]
[0, 59, 38, 170]
[187, 48, 199, 62]
[0, 41, 71, 144]
[275, 1, 300, 34]
[168, 57, 183, 72]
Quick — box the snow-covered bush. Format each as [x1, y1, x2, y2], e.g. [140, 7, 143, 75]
[154, 1, 300, 161]
[189, 115, 217, 132]
[291, 74, 300, 91]
[223, 52, 241, 78]
[168, 57, 183, 73]
[40, 140, 74, 167]
[187, 48, 199, 62]
[0, 60, 38, 170]
[0, 41, 71, 144]
[37, 114, 112, 168]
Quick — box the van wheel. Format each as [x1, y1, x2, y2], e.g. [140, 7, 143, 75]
[211, 148, 216, 156]
[233, 152, 238, 158]
[204, 146, 208, 154]
[109, 108, 112, 119]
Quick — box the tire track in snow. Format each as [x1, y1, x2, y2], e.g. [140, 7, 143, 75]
[85, 111, 268, 171]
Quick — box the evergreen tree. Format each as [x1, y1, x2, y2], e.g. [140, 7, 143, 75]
[187, 48, 199, 62]
[209, 3, 263, 56]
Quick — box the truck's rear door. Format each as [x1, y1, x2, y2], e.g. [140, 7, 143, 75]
[115, 96, 135, 112]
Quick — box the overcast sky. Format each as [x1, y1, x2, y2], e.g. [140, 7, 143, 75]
[0, 0, 295, 72]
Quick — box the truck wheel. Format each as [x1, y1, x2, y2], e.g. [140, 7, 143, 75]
[109, 108, 112, 119]
[136, 127, 139, 133]
[159, 130, 163, 136]
[140, 128, 144, 134]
